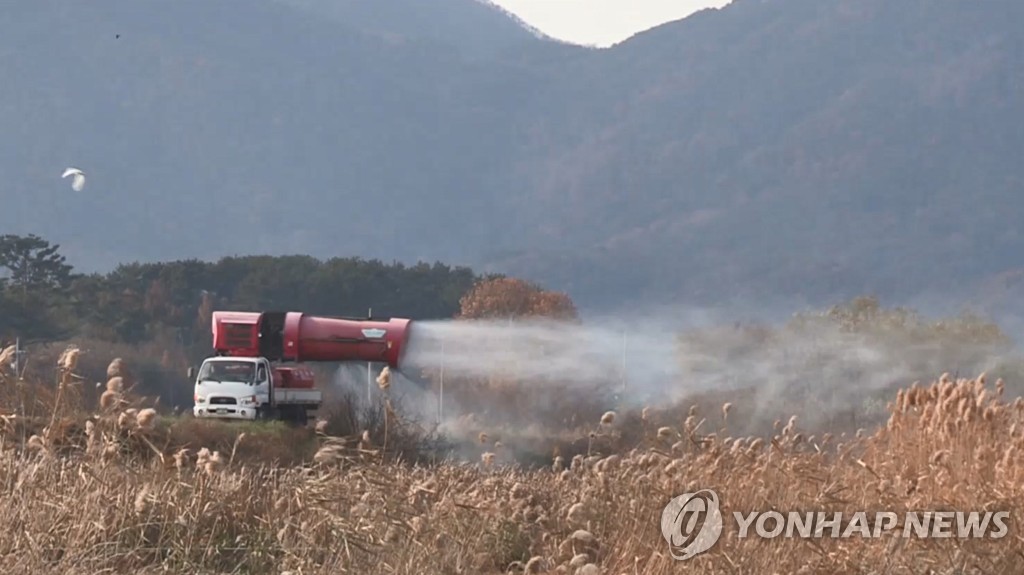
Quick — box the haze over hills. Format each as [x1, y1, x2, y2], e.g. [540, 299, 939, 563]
[3, 0, 1024, 314]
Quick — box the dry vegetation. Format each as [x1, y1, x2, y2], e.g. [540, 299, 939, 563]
[1, 340, 1024, 574]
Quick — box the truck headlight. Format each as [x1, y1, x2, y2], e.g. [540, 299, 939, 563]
[239, 395, 257, 405]
[194, 394, 206, 403]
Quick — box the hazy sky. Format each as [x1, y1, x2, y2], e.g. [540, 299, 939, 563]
[492, 0, 730, 47]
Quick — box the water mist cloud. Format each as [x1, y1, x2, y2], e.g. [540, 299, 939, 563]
[400, 308, 1022, 432]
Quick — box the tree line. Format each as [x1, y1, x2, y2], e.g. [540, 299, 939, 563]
[0, 233, 495, 347]
[0, 233, 581, 405]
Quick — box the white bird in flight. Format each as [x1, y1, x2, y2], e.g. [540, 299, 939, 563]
[62, 167, 86, 191]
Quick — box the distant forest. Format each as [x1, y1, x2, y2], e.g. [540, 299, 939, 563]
[0, 233, 587, 409]
[0, 233, 492, 405]
[0, 232, 488, 343]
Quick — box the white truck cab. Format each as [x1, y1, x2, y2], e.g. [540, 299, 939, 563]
[192, 357, 271, 420]
[190, 355, 322, 424]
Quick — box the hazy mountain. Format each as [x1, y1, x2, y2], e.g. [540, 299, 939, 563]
[483, 0, 1024, 311]
[270, 0, 554, 57]
[3, 0, 1024, 313]
[0, 0, 564, 265]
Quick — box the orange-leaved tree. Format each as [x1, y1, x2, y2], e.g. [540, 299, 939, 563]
[437, 277, 580, 418]
[456, 277, 578, 322]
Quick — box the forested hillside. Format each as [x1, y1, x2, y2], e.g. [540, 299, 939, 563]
[0, 233, 487, 405]
[3, 0, 1024, 311]
[0, 234, 479, 342]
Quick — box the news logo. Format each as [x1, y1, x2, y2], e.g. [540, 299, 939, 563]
[660, 489, 724, 560]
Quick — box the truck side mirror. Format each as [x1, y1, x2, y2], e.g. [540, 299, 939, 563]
[187, 366, 195, 380]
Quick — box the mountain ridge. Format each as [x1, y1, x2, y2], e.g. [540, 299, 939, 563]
[3, 0, 1024, 313]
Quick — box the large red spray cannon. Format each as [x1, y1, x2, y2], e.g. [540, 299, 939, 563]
[210, 310, 413, 369]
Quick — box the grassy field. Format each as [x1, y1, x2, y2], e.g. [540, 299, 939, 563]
[2, 346, 1024, 574]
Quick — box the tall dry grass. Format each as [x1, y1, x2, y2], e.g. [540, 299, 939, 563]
[1, 346, 1023, 573]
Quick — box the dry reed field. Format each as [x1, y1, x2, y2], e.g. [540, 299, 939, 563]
[2, 345, 1024, 574]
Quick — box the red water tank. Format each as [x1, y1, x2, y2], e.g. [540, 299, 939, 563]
[281, 312, 411, 368]
[210, 311, 412, 369]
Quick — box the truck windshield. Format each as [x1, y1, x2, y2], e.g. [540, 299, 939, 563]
[197, 360, 256, 384]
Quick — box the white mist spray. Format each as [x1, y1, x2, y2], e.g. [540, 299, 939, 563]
[399, 310, 1023, 436]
